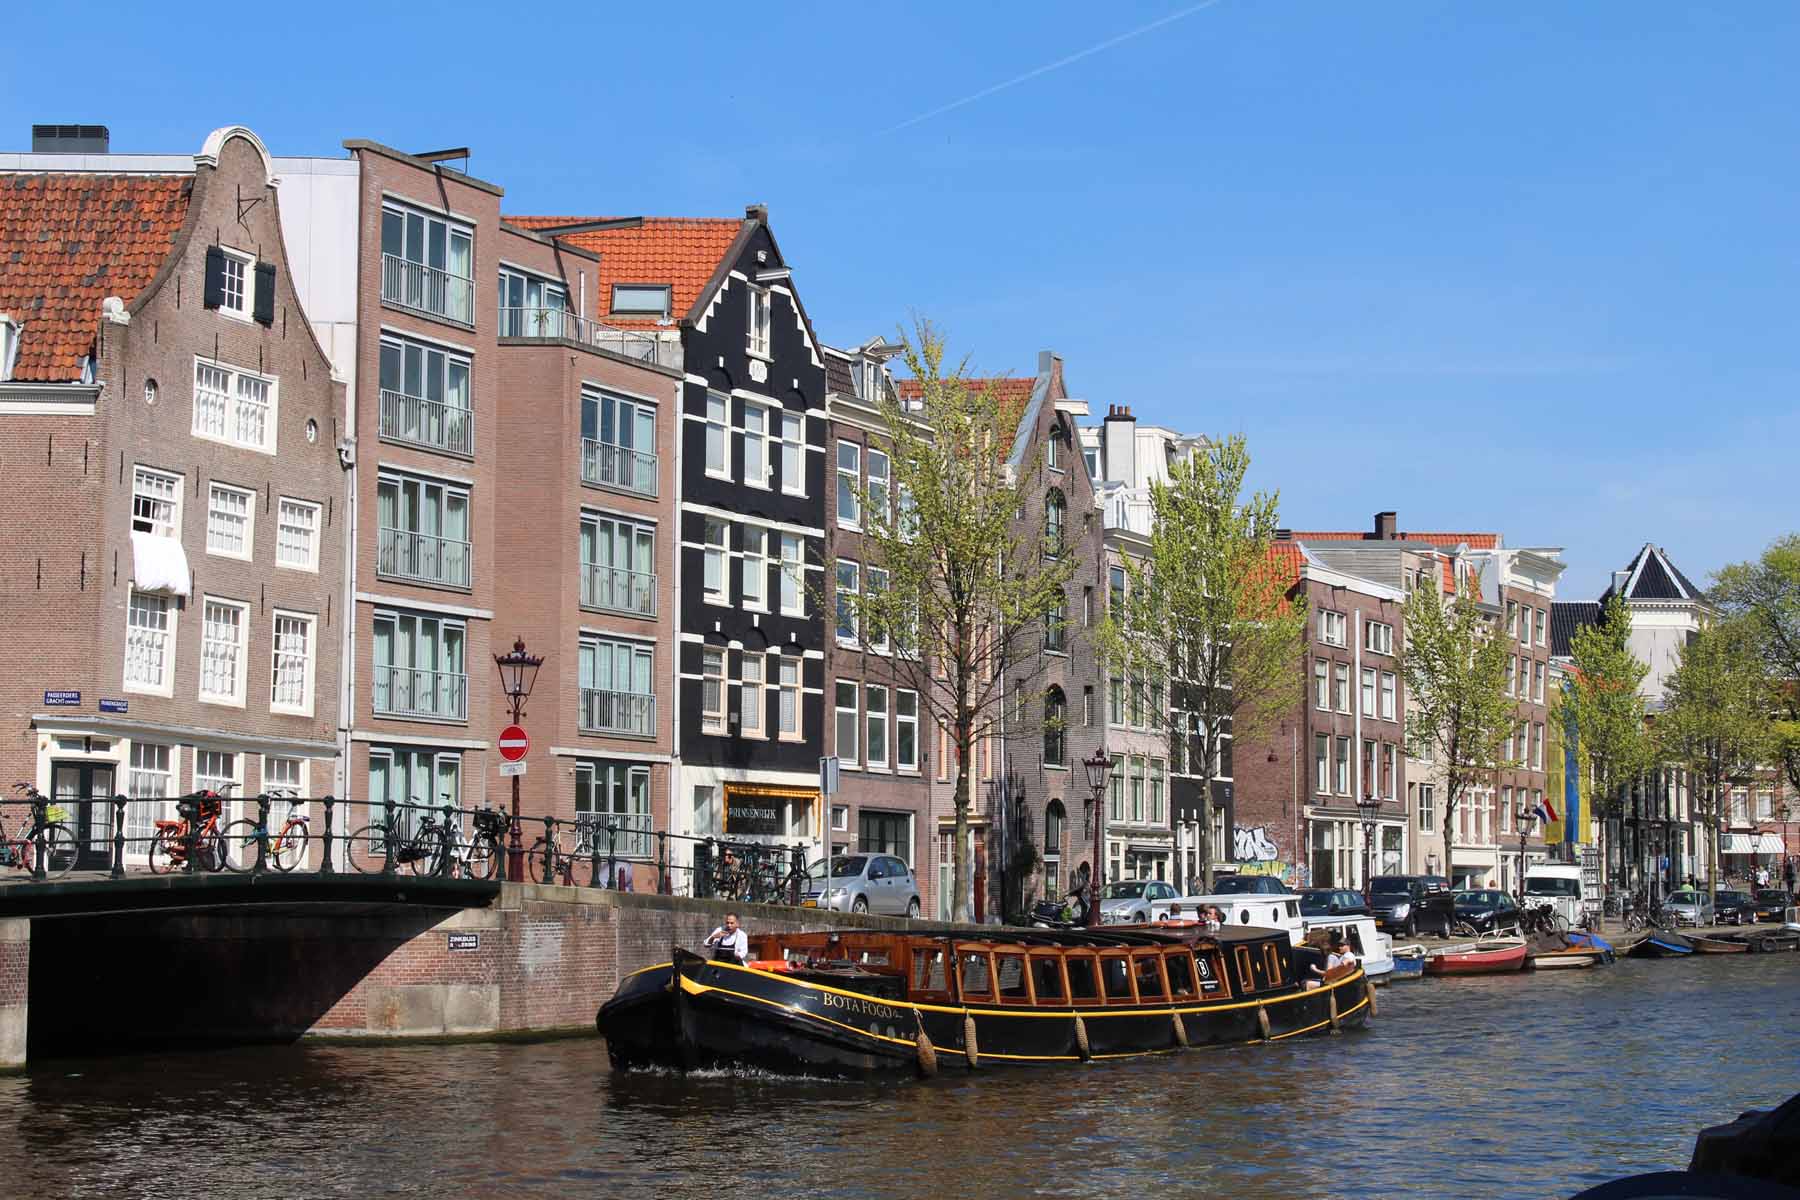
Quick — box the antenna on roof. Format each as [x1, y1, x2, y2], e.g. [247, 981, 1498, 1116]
[530, 217, 646, 235]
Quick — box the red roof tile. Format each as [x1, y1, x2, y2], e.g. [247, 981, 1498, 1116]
[897, 375, 1037, 432]
[0, 173, 192, 381]
[504, 215, 743, 327]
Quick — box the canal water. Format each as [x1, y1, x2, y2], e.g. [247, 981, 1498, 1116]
[3, 954, 1796, 1199]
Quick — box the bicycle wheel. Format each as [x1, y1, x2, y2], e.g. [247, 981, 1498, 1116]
[147, 830, 175, 875]
[270, 822, 310, 872]
[202, 830, 228, 873]
[405, 826, 448, 877]
[40, 823, 78, 878]
[221, 820, 262, 872]
[527, 839, 554, 885]
[347, 825, 387, 873]
[1452, 920, 1479, 938]
[464, 832, 501, 881]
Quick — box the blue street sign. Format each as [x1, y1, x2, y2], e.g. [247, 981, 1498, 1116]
[43, 691, 80, 707]
[98, 698, 128, 714]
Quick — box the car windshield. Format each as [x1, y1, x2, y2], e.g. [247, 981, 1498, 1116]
[1370, 878, 1411, 895]
[1668, 891, 1698, 904]
[1210, 877, 1264, 894]
[1299, 891, 1331, 913]
[1717, 892, 1748, 903]
[1456, 891, 1498, 907]
[1524, 877, 1580, 897]
[1756, 890, 1791, 904]
[808, 856, 867, 883]
[1101, 882, 1147, 900]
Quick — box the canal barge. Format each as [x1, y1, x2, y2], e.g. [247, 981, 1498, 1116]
[598, 924, 1370, 1078]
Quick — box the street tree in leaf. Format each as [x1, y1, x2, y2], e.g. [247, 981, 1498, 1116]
[1655, 618, 1774, 911]
[1400, 586, 1515, 880]
[1560, 594, 1652, 896]
[1713, 534, 1800, 798]
[836, 319, 1075, 923]
[1098, 433, 1306, 893]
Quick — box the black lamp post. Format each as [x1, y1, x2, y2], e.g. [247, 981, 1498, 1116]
[493, 637, 543, 883]
[1356, 792, 1381, 895]
[1083, 747, 1113, 929]
[1514, 804, 1534, 902]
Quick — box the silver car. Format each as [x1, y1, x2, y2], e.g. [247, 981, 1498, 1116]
[1099, 879, 1181, 924]
[1661, 890, 1715, 927]
[801, 854, 921, 917]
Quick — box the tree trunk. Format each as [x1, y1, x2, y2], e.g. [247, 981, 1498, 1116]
[951, 720, 973, 925]
[1198, 764, 1215, 893]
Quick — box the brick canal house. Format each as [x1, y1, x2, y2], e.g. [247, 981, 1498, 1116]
[0, 125, 345, 859]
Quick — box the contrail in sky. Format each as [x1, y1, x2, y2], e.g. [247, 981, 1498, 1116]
[882, 1, 1225, 135]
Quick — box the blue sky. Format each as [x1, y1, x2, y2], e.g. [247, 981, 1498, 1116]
[11, 2, 1797, 597]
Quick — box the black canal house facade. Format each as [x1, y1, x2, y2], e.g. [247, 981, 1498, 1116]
[672, 210, 829, 871]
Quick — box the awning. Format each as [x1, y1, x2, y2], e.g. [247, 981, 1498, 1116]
[1722, 833, 1785, 855]
[129, 531, 191, 596]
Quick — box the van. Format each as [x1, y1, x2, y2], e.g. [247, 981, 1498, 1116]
[1522, 864, 1588, 929]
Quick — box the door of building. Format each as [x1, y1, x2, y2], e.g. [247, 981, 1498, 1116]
[51, 760, 116, 871]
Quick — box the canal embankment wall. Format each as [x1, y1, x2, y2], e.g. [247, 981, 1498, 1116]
[16, 885, 965, 1064]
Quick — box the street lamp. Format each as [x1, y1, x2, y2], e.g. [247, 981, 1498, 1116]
[1514, 803, 1534, 902]
[493, 636, 543, 882]
[1356, 792, 1381, 895]
[1083, 747, 1113, 929]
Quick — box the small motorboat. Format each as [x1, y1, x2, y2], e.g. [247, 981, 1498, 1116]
[1626, 929, 1695, 958]
[1530, 945, 1604, 970]
[1388, 944, 1426, 981]
[1302, 914, 1395, 984]
[1748, 930, 1800, 953]
[1686, 933, 1750, 955]
[1424, 937, 1528, 976]
[1564, 930, 1617, 964]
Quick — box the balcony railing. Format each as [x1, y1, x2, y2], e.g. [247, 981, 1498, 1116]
[579, 688, 656, 738]
[379, 388, 474, 456]
[580, 564, 657, 618]
[382, 254, 474, 326]
[581, 438, 659, 497]
[584, 809, 654, 859]
[377, 527, 472, 589]
[498, 307, 682, 371]
[372, 665, 469, 722]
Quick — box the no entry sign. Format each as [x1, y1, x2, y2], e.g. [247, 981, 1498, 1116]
[498, 724, 529, 762]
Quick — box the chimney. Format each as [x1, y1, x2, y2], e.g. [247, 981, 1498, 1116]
[1374, 511, 1397, 540]
[1102, 403, 1136, 489]
[745, 203, 768, 222]
[32, 124, 109, 154]
[1611, 569, 1630, 597]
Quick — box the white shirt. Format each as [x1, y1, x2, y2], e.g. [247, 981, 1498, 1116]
[706, 927, 749, 963]
[1326, 950, 1357, 971]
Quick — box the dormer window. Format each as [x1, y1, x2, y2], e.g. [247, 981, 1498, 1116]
[612, 284, 671, 318]
[205, 246, 266, 323]
[748, 285, 771, 358]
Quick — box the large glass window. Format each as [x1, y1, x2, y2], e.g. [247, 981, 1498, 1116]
[126, 742, 173, 847]
[125, 592, 174, 692]
[277, 498, 320, 571]
[741, 528, 767, 611]
[778, 658, 801, 738]
[743, 402, 770, 489]
[748, 285, 771, 357]
[703, 519, 729, 603]
[270, 610, 315, 715]
[199, 597, 247, 704]
[581, 388, 657, 495]
[576, 761, 653, 856]
[865, 685, 889, 769]
[578, 638, 655, 737]
[779, 412, 805, 496]
[779, 535, 804, 615]
[372, 611, 467, 721]
[1043, 687, 1066, 766]
[701, 649, 725, 733]
[866, 449, 890, 523]
[740, 654, 765, 738]
[897, 690, 919, 771]
[705, 393, 729, 477]
[379, 335, 472, 456]
[376, 473, 470, 589]
[192, 359, 275, 453]
[132, 466, 182, 538]
[858, 811, 911, 863]
[580, 513, 656, 617]
[206, 483, 254, 559]
[835, 680, 859, 765]
[836, 560, 860, 643]
[497, 267, 567, 337]
[368, 747, 461, 845]
[836, 441, 861, 528]
[380, 202, 474, 324]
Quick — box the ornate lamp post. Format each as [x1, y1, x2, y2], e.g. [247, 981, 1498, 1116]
[493, 637, 543, 882]
[1083, 747, 1113, 929]
[1514, 802, 1535, 901]
[1356, 792, 1381, 895]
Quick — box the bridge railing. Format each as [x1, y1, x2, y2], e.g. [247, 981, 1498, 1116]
[1, 794, 818, 908]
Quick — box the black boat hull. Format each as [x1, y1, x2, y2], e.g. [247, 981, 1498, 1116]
[598, 951, 1371, 1078]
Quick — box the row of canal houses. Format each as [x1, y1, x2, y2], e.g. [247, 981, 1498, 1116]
[3, 124, 1779, 918]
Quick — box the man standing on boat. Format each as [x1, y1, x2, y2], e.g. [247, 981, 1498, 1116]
[704, 913, 749, 965]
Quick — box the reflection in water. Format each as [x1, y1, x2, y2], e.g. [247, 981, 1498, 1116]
[0, 957, 1795, 1199]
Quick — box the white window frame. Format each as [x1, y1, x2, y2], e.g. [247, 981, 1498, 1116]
[701, 649, 726, 734]
[124, 589, 177, 696]
[127, 741, 175, 847]
[276, 497, 321, 572]
[132, 466, 183, 539]
[778, 656, 801, 740]
[1365, 621, 1393, 655]
[703, 519, 730, 605]
[742, 401, 771, 490]
[262, 755, 307, 799]
[779, 534, 805, 616]
[1320, 610, 1346, 647]
[747, 285, 772, 359]
[740, 653, 766, 739]
[610, 283, 671, 318]
[193, 748, 243, 801]
[778, 411, 805, 497]
[866, 566, 890, 655]
[741, 527, 768, 612]
[1379, 671, 1396, 721]
[1314, 658, 1330, 710]
[1334, 663, 1351, 714]
[835, 559, 861, 645]
[1534, 661, 1546, 703]
[1418, 784, 1435, 833]
[836, 440, 861, 530]
[270, 609, 317, 716]
[866, 448, 890, 525]
[705, 392, 730, 480]
[897, 689, 919, 773]
[191, 356, 277, 454]
[206, 482, 256, 560]
[217, 245, 254, 321]
[865, 684, 889, 770]
[1360, 667, 1376, 715]
[835, 680, 859, 766]
[199, 596, 250, 707]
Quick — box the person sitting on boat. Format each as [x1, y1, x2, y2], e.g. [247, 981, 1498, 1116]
[1325, 931, 1358, 972]
[1296, 932, 1329, 989]
[703, 912, 749, 965]
[1197, 905, 1222, 932]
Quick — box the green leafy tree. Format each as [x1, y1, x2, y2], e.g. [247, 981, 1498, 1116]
[838, 319, 1075, 923]
[1562, 594, 1653, 896]
[1099, 434, 1307, 893]
[1400, 587, 1516, 878]
[1713, 535, 1800, 797]
[1655, 618, 1774, 910]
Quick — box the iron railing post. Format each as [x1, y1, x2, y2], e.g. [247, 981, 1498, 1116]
[184, 795, 200, 875]
[320, 795, 336, 875]
[382, 797, 396, 875]
[439, 804, 457, 879]
[606, 825, 620, 891]
[29, 795, 48, 881]
[253, 794, 271, 875]
[590, 825, 604, 889]
[790, 843, 804, 906]
[539, 817, 556, 885]
[110, 794, 127, 879]
[697, 839, 714, 900]
[657, 831, 668, 895]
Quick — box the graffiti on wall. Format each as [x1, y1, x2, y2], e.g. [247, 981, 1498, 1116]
[1236, 859, 1296, 884]
[1233, 825, 1280, 863]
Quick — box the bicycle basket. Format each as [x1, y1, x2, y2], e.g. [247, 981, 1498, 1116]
[44, 804, 69, 824]
[474, 808, 508, 836]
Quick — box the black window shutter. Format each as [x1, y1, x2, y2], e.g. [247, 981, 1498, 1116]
[253, 262, 276, 325]
[203, 246, 226, 309]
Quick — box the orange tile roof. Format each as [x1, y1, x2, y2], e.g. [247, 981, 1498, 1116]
[897, 375, 1037, 434]
[504, 215, 743, 327]
[1289, 529, 1499, 549]
[0, 173, 192, 381]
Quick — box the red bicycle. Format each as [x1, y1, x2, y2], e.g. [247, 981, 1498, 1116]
[149, 791, 228, 874]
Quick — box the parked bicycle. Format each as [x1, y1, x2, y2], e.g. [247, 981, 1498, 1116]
[708, 841, 805, 906]
[349, 801, 458, 876]
[1519, 903, 1569, 937]
[222, 791, 310, 873]
[1, 784, 78, 877]
[149, 790, 229, 874]
[528, 816, 605, 886]
[454, 805, 506, 881]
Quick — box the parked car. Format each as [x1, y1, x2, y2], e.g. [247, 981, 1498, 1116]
[1098, 879, 1181, 924]
[1453, 889, 1523, 935]
[1207, 875, 1291, 896]
[1368, 875, 1456, 937]
[1299, 888, 1370, 918]
[1752, 889, 1794, 922]
[1661, 889, 1714, 928]
[800, 854, 921, 917]
[1713, 889, 1757, 926]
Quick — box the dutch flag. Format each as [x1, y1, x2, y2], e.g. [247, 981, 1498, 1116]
[1535, 796, 1559, 825]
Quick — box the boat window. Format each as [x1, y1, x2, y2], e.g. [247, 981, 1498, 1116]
[960, 952, 994, 1000]
[1066, 955, 1098, 1002]
[912, 949, 948, 992]
[1263, 943, 1285, 983]
[1344, 927, 1364, 955]
[1132, 954, 1166, 1002]
[1165, 951, 1196, 999]
[1030, 955, 1066, 1004]
[1101, 955, 1133, 1002]
[995, 953, 1030, 1002]
[1233, 946, 1257, 990]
